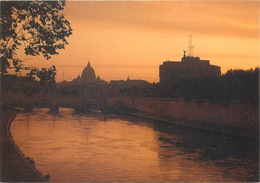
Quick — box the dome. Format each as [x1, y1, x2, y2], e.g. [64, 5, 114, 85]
[81, 62, 96, 83]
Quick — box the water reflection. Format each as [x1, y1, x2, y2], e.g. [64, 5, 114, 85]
[11, 108, 259, 182]
[129, 117, 259, 182]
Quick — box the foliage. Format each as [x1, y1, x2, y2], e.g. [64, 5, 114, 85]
[29, 65, 56, 88]
[165, 68, 259, 104]
[1, 74, 40, 94]
[0, 1, 72, 74]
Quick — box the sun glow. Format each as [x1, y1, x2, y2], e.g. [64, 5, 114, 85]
[22, 1, 259, 82]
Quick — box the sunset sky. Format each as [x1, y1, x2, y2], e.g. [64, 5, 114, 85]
[23, 1, 259, 82]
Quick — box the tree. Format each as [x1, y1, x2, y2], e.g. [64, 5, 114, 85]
[29, 65, 56, 88]
[0, 1, 72, 74]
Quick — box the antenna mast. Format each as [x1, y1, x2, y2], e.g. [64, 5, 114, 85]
[188, 35, 194, 57]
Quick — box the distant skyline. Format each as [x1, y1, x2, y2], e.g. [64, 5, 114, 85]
[21, 1, 259, 82]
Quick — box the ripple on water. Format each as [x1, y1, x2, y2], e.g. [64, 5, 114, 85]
[10, 108, 259, 182]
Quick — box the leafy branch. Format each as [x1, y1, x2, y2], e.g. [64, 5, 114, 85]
[0, 1, 72, 74]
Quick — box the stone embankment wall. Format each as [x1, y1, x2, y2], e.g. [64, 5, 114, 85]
[3, 92, 258, 131]
[113, 97, 259, 131]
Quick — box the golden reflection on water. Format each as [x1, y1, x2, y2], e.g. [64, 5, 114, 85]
[11, 108, 257, 182]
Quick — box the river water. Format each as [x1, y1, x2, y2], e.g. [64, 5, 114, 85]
[11, 108, 259, 182]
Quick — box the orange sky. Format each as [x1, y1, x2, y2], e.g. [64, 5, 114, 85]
[23, 1, 259, 82]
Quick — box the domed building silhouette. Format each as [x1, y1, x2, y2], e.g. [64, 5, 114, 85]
[81, 61, 96, 83]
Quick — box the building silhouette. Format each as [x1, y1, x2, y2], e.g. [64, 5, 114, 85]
[159, 51, 221, 83]
[81, 61, 96, 83]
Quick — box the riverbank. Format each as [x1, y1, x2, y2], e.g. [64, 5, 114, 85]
[1, 110, 47, 182]
[132, 112, 259, 139]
